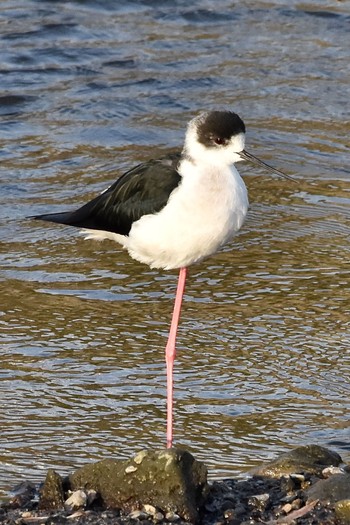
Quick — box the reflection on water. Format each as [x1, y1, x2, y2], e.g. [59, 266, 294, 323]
[0, 0, 349, 497]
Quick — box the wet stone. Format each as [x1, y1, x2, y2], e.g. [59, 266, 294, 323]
[289, 473, 306, 490]
[7, 481, 37, 510]
[248, 493, 269, 511]
[129, 509, 148, 519]
[251, 444, 342, 478]
[64, 489, 87, 511]
[323, 466, 345, 478]
[334, 499, 350, 524]
[165, 511, 180, 521]
[68, 448, 207, 523]
[143, 504, 157, 516]
[306, 472, 350, 504]
[291, 497, 302, 510]
[38, 469, 64, 510]
[282, 502, 293, 514]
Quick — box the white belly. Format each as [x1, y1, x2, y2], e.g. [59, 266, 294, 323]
[126, 163, 249, 270]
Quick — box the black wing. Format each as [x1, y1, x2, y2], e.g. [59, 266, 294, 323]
[34, 153, 182, 236]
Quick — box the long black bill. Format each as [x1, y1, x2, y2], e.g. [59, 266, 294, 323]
[239, 149, 295, 181]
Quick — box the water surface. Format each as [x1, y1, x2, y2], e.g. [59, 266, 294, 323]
[0, 0, 349, 497]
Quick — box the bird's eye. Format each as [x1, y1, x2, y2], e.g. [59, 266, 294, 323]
[214, 137, 225, 145]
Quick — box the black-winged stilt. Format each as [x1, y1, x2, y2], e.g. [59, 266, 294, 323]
[33, 110, 292, 448]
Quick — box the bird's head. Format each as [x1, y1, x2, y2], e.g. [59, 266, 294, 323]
[183, 110, 294, 180]
[184, 110, 246, 166]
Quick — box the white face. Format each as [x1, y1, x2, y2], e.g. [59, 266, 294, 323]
[183, 122, 245, 166]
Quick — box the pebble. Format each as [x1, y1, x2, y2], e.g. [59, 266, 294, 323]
[282, 502, 293, 514]
[21, 517, 49, 524]
[288, 473, 306, 490]
[87, 489, 97, 506]
[248, 493, 269, 511]
[134, 451, 148, 464]
[64, 489, 87, 511]
[322, 466, 344, 478]
[223, 508, 235, 520]
[129, 510, 148, 520]
[143, 504, 157, 515]
[165, 511, 180, 521]
[280, 494, 296, 504]
[125, 465, 138, 474]
[290, 473, 305, 482]
[291, 498, 302, 510]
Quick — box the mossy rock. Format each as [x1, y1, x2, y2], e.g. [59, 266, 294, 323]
[68, 448, 208, 522]
[252, 444, 342, 478]
[39, 469, 65, 510]
[335, 499, 350, 524]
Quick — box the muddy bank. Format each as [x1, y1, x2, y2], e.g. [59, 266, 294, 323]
[1, 445, 350, 525]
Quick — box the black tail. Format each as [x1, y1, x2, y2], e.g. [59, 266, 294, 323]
[33, 210, 77, 225]
[31, 202, 99, 229]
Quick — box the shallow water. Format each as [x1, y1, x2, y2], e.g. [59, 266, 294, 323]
[0, 0, 349, 497]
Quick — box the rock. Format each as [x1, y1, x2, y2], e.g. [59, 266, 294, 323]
[143, 504, 157, 516]
[335, 499, 350, 524]
[248, 493, 269, 511]
[87, 489, 97, 506]
[38, 469, 64, 510]
[129, 509, 148, 519]
[165, 511, 181, 521]
[323, 466, 345, 478]
[282, 502, 293, 514]
[291, 498, 302, 510]
[252, 445, 342, 478]
[64, 489, 87, 511]
[7, 481, 36, 509]
[223, 508, 234, 520]
[306, 473, 350, 504]
[68, 448, 208, 522]
[290, 473, 305, 483]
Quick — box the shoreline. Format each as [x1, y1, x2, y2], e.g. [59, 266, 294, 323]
[1, 445, 350, 525]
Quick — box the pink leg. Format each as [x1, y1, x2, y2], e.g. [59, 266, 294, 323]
[166, 266, 187, 448]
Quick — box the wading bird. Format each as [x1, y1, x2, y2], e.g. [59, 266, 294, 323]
[34, 110, 292, 448]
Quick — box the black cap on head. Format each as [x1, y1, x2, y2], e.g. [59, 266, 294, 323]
[196, 111, 246, 148]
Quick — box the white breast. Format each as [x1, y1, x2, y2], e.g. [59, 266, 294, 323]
[125, 159, 249, 270]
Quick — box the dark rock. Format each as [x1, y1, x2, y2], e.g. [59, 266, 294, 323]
[68, 448, 207, 522]
[306, 473, 350, 503]
[7, 481, 36, 509]
[39, 469, 65, 510]
[248, 493, 269, 511]
[252, 444, 342, 478]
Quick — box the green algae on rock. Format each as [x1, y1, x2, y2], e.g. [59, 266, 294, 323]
[68, 448, 207, 522]
[335, 499, 350, 524]
[251, 444, 342, 478]
[38, 469, 65, 511]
